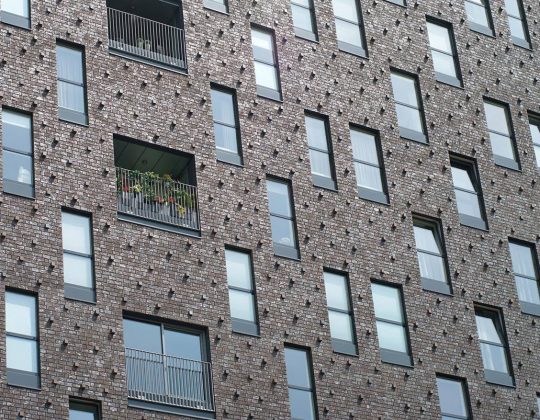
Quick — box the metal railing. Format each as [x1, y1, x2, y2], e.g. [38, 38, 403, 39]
[126, 348, 215, 412]
[116, 167, 200, 231]
[107, 7, 187, 69]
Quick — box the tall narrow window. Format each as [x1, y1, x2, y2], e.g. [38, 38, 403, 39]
[225, 248, 259, 335]
[350, 127, 388, 203]
[509, 240, 540, 316]
[390, 71, 427, 143]
[291, 0, 318, 41]
[305, 113, 336, 190]
[413, 217, 451, 295]
[69, 399, 101, 420]
[528, 114, 540, 169]
[62, 211, 95, 303]
[504, 0, 530, 48]
[210, 85, 242, 165]
[0, 0, 30, 28]
[483, 100, 519, 170]
[371, 282, 412, 366]
[450, 156, 487, 230]
[324, 271, 356, 355]
[284, 346, 317, 420]
[251, 27, 281, 101]
[474, 306, 514, 387]
[203, 0, 228, 14]
[266, 178, 299, 259]
[435, 376, 471, 420]
[332, 0, 366, 56]
[464, 0, 493, 36]
[426, 19, 461, 87]
[56, 42, 88, 125]
[6, 291, 40, 388]
[2, 109, 34, 198]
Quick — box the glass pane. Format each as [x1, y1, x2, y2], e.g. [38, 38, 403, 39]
[417, 252, 448, 283]
[395, 104, 424, 133]
[123, 319, 162, 353]
[251, 29, 273, 51]
[509, 242, 536, 278]
[2, 0, 29, 17]
[465, 1, 490, 27]
[2, 110, 32, 153]
[225, 249, 253, 289]
[451, 166, 475, 191]
[214, 123, 239, 154]
[335, 19, 362, 48]
[305, 115, 329, 151]
[505, 0, 521, 16]
[530, 121, 540, 145]
[58, 81, 85, 113]
[427, 22, 453, 54]
[455, 189, 482, 218]
[376, 321, 407, 353]
[309, 149, 332, 178]
[479, 342, 509, 373]
[371, 283, 403, 322]
[63, 253, 93, 288]
[350, 129, 378, 164]
[489, 132, 516, 161]
[436, 377, 468, 417]
[328, 310, 354, 342]
[270, 216, 296, 248]
[515, 276, 540, 304]
[535, 145, 540, 168]
[3, 150, 33, 185]
[284, 347, 311, 388]
[432, 51, 457, 78]
[6, 292, 36, 336]
[292, 4, 315, 33]
[211, 89, 235, 125]
[57, 45, 84, 83]
[254, 61, 279, 91]
[391, 73, 419, 107]
[413, 225, 441, 254]
[6, 336, 38, 372]
[475, 315, 502, 344]
[288, 388, 315, 420]
[484, 102, 510, 135]
[324, 272, 349, 310]
[508, 16, 527, 41]
[267, 180, 292, 217]
[229, 289, 256, 322]
[62, 212, 92, 255]
[69, 407, 97, 420]
[332, 0, 358, 22]
[355, 162, 383, 192]
[164, 329, 202, 361]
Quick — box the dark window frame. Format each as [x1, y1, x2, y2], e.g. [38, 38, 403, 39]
[464, 0, 494, 36]
[69, 398, 102, 419]
[291, 0, 318, 42]
[305, 111, 337, 191]
[435, 373, 472, 420]
[203, 0, 228, 14]
[332, 0, 368, 57]
[0, 0, 31, 29]
[527, 111, 540, 170]
[505, 0, 530, 49]
[508, 238, 540, 317]
[251, 25, 282, 102]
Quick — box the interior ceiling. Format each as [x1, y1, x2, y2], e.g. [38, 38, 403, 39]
[108, 0, 180, 26]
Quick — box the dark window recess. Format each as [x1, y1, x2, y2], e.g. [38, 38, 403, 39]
[284, 346, 318, 420]
[509, 241, 540, 316]
[504, 0, 530, 48]
[435, 375, 471, 420]
[426, 18, 462, 87]
[390, 71, 427, 143]
[2, 109, 34, 198]
[291, 0, 318, 41]
[464, 0, 494, 36]
[251, 27, 282, 101]
[528, 114, 540, 169]
[69, 399, 101, 420]
[483, 100, 520, 170]
[56, 42, 88, 125]
[203, 0, 228, 14]
[210, 86, 242, 166]
[0, 0, 30, 29]
[305, 113, 336, 190]
[331, 0, 367, 57]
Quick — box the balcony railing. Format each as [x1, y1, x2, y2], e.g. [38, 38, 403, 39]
[107, 7, 187, 70]
[116, 167, 200, 232]
[126, 348, 215, 412]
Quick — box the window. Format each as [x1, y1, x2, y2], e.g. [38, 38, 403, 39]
[266, 178, 299, 259]
[5, 291, 40, 388]
[56, 42, 88, 125]
[350, 127, 388, 203]
[251, 27, 282, 101]
[225, 248, 259, 335]
[426, 19, 461, 87]
[210, 85, 242, 165]
[450, 156, 487, 230]
[504, 0, 530, 48]
[474, 306, 514, 387]
[332, 0, 366, 56]
[203, 0, 228, 14]
[62, 211, 95, 303]
[509, 240, 540, 316]
[371, 282, 412, 366]
[435, 376, 471, 420]
[324, 271, 357, 355]
[291, 0, 317, 41]
[69, 399, 101, 420]
[390, 71, 427, 143]
[483, 99, 519, 170]
[305, 113, 336, 190]
[2, 109, 34, 198]
[284, 346, 317, 420]
[464, 0, 493, 36]
[413, 217, 451, 295]
[528, 114, 540, 169]
[0, 0, 30, 28]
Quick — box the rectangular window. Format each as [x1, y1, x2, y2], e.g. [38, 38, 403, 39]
[291, 0, 318, 41]
[305, 113, 336, 190]
[509, 240, 540, 316]
[390, 71, 427, 143]
[413, 217, 451, 295]
[225, 248, 259, 335]
[464, 0, 494, 36]
[426, 19, 461, 87]
[0, 0, 30, 28]
[435, 375, 471, 420]
[210, 85, 242, 165]
[284, 346, 318, 420]
[203, 0, 228, 14]
[56, 42, 88, 125]
[2, 109, 34, 198]
[474, 306, 514, 387]
[324, 271, 357, 355]
[450, 155, 487, 230]
[505, 0, 530, 48]
[62, 211, 96, 303]
[251, 27, 282, 101]
[483, 99, 519, 170]
[332, 0, 366, 56]
[5, 290, 40, 388]
[350, 126, 388, 203]
[266, 178, 299, 259]
[69, 399, 101, 420]
[528, 114, 540, 169]
[371, 282, 412, 366]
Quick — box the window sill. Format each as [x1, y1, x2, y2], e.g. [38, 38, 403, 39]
[231, 319, 260, 336]
[337, 41, 367, 59]
[399, 128, 427, 144]
[358, 187, 389, 205]
[7, 369, 40, 390]
[313, 174, 337, 191]
[0, 12, 31, 30]
[435, 74, 463, 89]
[59, 108, 89, 127]
[484, 370, 514, 388]
[332, 338, 358, 356]
[294, 28, 318, 43]
[3, 180, 35, 199]
[384, 0, 406, 6]
[468, 23, 494, 38]
[216, 149, 243, 166]
[511, 37, 531, 50]
[65, 284, 96, 304]
[380, 349, 413, 367]
[493, 155, 520, 171]
[421, 278, 452, 296]
[520, 301, 540, 317]
[256, 86, 282, 102]
[203, 0, 229, 15]
[273, 243, 300, 261]
[459, 215, 488, 231]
